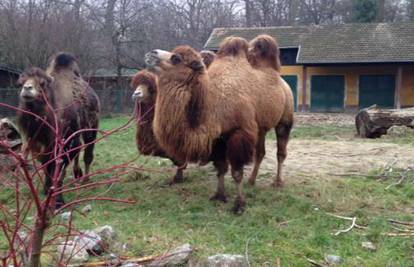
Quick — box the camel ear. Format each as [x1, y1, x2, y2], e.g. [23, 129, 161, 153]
[189, 60, 204, 71]
[171, 54, 182, 65]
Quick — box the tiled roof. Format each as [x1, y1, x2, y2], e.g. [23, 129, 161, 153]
[204, 22, 414, 64]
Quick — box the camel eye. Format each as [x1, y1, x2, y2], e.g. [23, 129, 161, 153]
[171, 54, 182, 65]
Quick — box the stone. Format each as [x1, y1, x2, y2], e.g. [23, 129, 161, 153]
[325, 255, 342, 265]
[94, 225, 117, 244]
[147, 243, 192, 267]
[362, 241, 376, 251]
[82, 204, 92, 214]
[75, 230, 104, 256]
[57, 240, 89, 263]
[204, 254, 248, 267]
[61, 211, 72, 222]
[386, 125, 412, 138]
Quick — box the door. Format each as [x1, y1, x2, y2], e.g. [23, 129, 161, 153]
[282, 75, 298, 111]
[311, 75, 345, 112]
[359, 75, 395, 108]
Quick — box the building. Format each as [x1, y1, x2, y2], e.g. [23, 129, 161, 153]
[204, 22, 414, 112]
[0, 64, 20, 88]
[85, 68, 139, 114]
[0, 65, 21, 117]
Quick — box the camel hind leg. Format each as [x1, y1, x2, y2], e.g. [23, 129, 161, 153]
[170, 159, 187, 184]
[82, 129, 98, 180]
[210, 139, 229, 203]
[227, 129, 256, 214]
[274, 121, 293, 189]
[73, 154, 83, 179]
[248, 130, 266, 186]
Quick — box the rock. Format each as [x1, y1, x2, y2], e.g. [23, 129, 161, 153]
[61, 211, 72, 222]
[94, 225, 117, 244]
[325, 254, 342, 265]
[75, 230, 104, 256]
[384, 125, 412, 138]
[57, 240, 89, 263]
[147, 243, 192, 267]
[362, 241, 376, 251]
[204, 254, 248, 267]
[0, 118, 22, 153]
[82, 204, 92, 214]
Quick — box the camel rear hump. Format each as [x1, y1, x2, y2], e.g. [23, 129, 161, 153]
[47, 52, 81, 77]
[248, 34, 281, 71]
[217, 37, 249, 58]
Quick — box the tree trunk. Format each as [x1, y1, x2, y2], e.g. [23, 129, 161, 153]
[244, 0, 252, 27]
[355, 105, 414, 138]
[28, 219, 47, 267]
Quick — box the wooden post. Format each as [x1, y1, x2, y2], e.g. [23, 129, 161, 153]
[395, 65, 402, 109]
[302, 65, 308, 112]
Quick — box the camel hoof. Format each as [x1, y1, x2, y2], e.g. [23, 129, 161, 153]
[74, 169, 83, 180]
[272, 180, 284, 190]
[247, 178, 256, 186]
[168, 176, 185, 185]
[210, 193, 228, 203]
[232, 198, 246, 215]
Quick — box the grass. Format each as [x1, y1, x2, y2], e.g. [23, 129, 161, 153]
[2, 115, 414, 266]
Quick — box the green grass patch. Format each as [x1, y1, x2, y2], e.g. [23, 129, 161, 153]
[1, 116, 413, 266]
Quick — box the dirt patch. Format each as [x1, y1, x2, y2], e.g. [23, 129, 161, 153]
[295, 112, 355, 127]
[252, 139, 414, 182]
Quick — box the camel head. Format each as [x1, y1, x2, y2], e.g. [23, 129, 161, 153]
[200, 50, 216, 68]
[131, 70, 157, 103]
[144, 45, 205, 78]
[18, 68, 54, 104]
[248, 34, 281, 71]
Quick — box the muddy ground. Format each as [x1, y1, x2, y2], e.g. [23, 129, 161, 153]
[195, 113, 414, 183]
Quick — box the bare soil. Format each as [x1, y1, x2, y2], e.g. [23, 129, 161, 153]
[198, 113, 413, 183]
[254, 139, 414, 183]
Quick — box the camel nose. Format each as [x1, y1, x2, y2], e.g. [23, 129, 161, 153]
[132, 91, 143, 101]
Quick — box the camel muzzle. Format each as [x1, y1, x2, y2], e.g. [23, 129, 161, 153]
[145, 49, 172, 68]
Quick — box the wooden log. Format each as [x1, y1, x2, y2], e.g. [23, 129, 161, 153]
[355, 105, 414, 138]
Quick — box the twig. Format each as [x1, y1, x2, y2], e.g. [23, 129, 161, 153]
[245, 238, 251, 267]
[276, 257, 281, 267]
[306, 257, 323, 267]
[385, 167, 411, 190]
[388, 219, 414, 226]
[325, 213, 365, 235]
[382, 232, 414, 237]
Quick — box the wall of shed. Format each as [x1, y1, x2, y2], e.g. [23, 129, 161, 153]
[281, 64, 414, 111]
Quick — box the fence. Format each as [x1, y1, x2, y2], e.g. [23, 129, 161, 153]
[0, 88, 134, 117]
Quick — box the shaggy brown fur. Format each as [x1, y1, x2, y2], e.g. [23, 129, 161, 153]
[131, 70, 186, 183]
[246, 34, 294, 187]
[146, 36, 290, 213]
[17, 53, 100, 207]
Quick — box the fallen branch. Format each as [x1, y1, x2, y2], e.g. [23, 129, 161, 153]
[388, 219, 414, 227]
[306, 257, 323, 267]
[382, 232, 414, 237]
[385, 167, 412, 190]
[276, 257, 281, 267]
[245, 238, 251, 267]
[325, 213, 366, 235]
